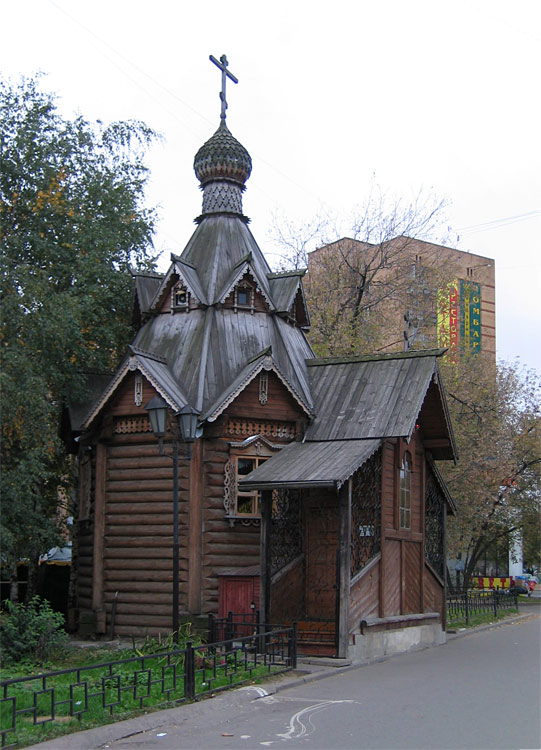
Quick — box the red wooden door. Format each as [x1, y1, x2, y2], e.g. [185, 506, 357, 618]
[218, 575, 260, 618]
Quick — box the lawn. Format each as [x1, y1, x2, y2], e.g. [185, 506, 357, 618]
[1, 636, 289, 748]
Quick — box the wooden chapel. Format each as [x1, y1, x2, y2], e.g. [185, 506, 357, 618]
[69, 56, 457, 659]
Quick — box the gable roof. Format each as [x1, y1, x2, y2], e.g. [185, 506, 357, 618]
[304, 349, 456, 459]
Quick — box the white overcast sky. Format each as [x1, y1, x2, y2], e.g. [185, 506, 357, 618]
[2, 0, 540, 371]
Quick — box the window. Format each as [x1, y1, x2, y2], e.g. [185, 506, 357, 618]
[234, 283, 254, 312]
[237, 289, 249, 306]
[172, 283, 190, 310]
[235, 456, 268, 516]
[399, 452, 411, 529]
[223, 437, 282, 522]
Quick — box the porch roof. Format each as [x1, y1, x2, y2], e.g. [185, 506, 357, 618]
[239, 438, 381, 490]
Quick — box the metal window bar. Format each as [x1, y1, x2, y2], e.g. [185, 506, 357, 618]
[0, 626, 294, 748]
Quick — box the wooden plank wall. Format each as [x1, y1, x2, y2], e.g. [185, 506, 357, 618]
[348, 558, 380, 632]
[423, 564, 444, 620]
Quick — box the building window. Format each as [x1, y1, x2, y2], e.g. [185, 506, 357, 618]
[172, 283, 190, 310]
[399, 452, 411, 529]
[235, 456, 268, 515]
[224, 437, 282, 523]
[234, 283, 254, 313]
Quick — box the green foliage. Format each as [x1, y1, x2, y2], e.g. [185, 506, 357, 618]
[0, 596, 69, 664]
[0, 75, 158, 586]
[130, 623, 202, 656]
[439, 355, 541, 588]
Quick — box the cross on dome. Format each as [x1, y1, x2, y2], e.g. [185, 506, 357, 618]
[209, 54, 238, 120]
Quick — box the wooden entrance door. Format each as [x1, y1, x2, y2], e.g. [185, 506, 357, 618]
[305, 502, 338, 620]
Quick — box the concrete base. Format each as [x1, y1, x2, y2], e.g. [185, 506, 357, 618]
[349, 622, 446, 664]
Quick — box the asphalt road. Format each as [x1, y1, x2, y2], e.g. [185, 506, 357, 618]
[39, 615, 541, 750]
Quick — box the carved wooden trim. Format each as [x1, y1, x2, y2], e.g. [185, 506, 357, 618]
[113, 416, 153, 434]
[225, 418, 295, 440]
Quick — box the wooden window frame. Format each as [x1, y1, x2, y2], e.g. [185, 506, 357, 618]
[224, 438, 281, 522]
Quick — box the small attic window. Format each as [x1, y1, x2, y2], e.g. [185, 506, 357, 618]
[172, 283, 190, 311]
[234, 283, 254, 313]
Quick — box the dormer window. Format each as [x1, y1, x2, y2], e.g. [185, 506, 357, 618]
[172, 283, 190, 312]
[234, 283, 254, 313]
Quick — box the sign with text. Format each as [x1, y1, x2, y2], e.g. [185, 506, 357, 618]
[460, 280, 482, 354]
[437, 280, 459, 362]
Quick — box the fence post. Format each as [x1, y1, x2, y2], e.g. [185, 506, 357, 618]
[288, 624, 297, 670]
[184, 641, 195, 700]
[207, 613, 214, 643]
[464, 591, 469, 625]
[493, 589, 498, 618]
[226, 611, 233, 642]
[513, 590, 518, 609]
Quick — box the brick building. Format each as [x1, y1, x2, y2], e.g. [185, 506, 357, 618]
[307, 236, 495, 361]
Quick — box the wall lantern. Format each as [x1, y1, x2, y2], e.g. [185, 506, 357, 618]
[144, 395, 169, 438]
[177, 404, 200, 445]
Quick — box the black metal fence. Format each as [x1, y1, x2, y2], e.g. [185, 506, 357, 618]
[207, 611, 261, 643]
[0, 625, 296, 748]
[447, 589, 519, 625]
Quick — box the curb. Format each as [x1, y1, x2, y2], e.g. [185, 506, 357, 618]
[445, 611, 537, 642]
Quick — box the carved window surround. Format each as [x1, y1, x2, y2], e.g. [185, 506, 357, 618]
[224, 435, 283, 526]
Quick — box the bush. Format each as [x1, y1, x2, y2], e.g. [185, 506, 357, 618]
[0, 596, 69, 664]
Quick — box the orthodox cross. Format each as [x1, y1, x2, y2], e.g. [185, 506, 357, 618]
[209, 54, 238, 120]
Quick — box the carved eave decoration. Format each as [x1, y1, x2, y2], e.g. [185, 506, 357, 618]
[80, 347, 183, 433]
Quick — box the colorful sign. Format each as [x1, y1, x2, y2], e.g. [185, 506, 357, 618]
[438, 279, 482, 358]
[437, 280, 459, 362]
[461, 280, 481, 354]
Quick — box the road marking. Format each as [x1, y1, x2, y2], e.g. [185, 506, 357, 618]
[240, 686, 269, 698]
[277, 700, 356, 740]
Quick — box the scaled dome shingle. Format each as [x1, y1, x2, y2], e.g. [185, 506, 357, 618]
[194, 121, 252, 187]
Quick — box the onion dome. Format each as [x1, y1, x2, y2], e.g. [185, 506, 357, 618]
[194, 120, 252, 188]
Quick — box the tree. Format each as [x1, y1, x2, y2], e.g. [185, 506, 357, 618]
[0, 76, 158, 599]
[268, 188, 456, 356]
[439, 355, 541, 590]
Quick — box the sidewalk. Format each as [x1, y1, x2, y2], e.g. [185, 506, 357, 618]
[34, 612, 537, 749]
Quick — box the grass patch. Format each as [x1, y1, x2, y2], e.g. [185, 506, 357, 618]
[448, 608, 519, 630]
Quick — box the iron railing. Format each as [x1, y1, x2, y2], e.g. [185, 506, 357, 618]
[207, 611, 261, 643]
[0, 625, 296, 748]
[447, 589, 519, 625]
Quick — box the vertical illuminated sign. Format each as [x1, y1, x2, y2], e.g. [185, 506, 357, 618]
[438, 281, 459, 363]
[461, 280, 481, 354]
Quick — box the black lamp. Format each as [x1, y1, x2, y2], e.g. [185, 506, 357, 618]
[144, 395, 168, 438]
[177, 404, 200, 444]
